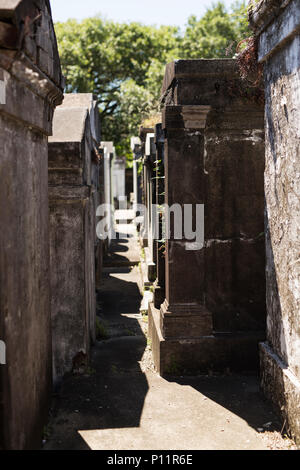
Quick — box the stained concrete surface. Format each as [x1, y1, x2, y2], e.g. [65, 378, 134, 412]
[44, 230, 294, 451]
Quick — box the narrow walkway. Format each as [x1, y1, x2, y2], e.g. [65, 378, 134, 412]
[44, 224, 293, 450]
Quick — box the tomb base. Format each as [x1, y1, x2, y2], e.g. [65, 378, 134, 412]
[149, 303, 264, 376]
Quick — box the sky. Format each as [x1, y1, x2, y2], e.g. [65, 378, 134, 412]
[50, 0, 237, 28]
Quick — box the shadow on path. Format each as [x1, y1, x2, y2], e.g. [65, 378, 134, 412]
[165, 373, 282, 436]
[44, 235, 148, 450]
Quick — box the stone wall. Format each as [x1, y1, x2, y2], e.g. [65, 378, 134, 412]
[0, 0, 63, 449]
[144, 132, 157, 282]
[149, 59, 266, 375]
[48, 94, 101, 386]
[249, 0, 300, 444]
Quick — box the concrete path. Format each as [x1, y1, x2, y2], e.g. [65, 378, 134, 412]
[103, 221, 140, 267]
[44, 230, 294, 451]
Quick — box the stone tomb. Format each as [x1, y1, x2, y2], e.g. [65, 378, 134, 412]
[149, 59, 266, 375]
[250, 0, 300, 445]
[0, 0, 63, 449]
[48, 94, 101, 386]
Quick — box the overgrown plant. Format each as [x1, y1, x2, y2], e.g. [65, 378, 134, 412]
[96, 317, 109, 340]
[236, 36, 263, 87]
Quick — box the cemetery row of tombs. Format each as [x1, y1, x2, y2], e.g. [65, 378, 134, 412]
[0, 0, 299, 449]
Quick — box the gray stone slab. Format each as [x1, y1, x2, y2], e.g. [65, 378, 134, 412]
[49, 107, 88, 143]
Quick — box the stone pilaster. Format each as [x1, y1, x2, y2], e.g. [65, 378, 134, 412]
[160, 104, 213, 338]
[139, 127, 154, 249]
[130, 137, 142, 217]
[48, 94, 99, 387]
[149, 59, 266, 376]
[101, 142, 115, 248]
[144, 132, 157, 282]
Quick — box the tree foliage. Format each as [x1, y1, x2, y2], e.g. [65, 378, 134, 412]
[181, 1, 250, 58]
[54, 1, 250, 160]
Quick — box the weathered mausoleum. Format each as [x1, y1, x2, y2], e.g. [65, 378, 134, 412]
[49, 93, 102, 386]
[0, 0, 63, 449]
[149, 59, 266, 375]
